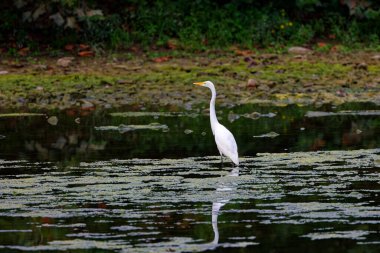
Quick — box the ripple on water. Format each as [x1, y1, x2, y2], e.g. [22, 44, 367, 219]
[0, 148, 379, 251]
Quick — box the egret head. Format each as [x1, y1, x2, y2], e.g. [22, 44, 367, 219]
[193, 81, 214, 88]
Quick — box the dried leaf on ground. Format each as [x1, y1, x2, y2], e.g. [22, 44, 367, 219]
[78, 51, 94, 57]
[152, 56, 171, 63]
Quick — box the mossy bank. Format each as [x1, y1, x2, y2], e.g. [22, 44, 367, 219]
[0, 51, 379, 111]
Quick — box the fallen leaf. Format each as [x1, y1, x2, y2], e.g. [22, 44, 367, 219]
[152, 56, 171, 63]
[79, 44, 90, 50]
[78, 50, 94, 57]
[235, 49, 253, 56]
[64, 44, 75, 51]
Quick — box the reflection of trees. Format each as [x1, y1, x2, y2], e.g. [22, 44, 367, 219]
[24, 135, 106, 161]
[0, 111, 109, 165]
[0, 104, 379, 164]
[292, 117, 379, 151]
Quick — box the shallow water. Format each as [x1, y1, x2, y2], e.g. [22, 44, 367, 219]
[0, 103, 379, 252]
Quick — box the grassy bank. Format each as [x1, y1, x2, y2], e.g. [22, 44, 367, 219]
[0, 50, 379, 110]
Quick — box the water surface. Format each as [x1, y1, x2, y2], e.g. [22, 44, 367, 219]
[0, 103, 379, 252]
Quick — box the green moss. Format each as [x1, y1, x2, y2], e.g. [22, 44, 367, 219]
[0, 74, 116, 92]
[368, 65, 380, 73]
[258, 62, 351, 82]
[0, 52, 377, 109]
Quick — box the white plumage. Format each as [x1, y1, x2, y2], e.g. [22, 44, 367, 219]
[193, 81, 239, 166]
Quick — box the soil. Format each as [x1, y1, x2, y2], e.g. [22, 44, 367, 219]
[0, 50, 379, 111]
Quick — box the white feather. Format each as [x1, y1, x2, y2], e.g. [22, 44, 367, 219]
[214, 123, 239, 165]
[194, 80, 239, 166]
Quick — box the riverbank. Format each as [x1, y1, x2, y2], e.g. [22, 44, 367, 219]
[0, 50, 379, 111]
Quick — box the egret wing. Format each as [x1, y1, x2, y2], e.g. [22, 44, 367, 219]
[214, 124, 238, 164]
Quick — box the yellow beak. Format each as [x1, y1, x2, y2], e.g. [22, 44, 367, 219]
[193, 82, 205, 86]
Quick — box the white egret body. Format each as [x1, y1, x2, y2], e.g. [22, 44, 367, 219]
[194, 81, 239, 166]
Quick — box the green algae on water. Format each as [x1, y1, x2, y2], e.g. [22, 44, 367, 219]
[94, 123, 169, 133]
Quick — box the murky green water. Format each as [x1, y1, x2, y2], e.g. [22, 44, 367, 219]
[0, 103, 379, 252]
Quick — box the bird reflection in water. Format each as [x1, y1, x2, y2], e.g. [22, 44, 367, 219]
[211, 167, 239, 245]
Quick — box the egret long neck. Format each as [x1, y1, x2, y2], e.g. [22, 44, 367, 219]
[209, 84, 219, 135]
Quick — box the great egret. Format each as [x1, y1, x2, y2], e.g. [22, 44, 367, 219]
[193, 81, 239, 166]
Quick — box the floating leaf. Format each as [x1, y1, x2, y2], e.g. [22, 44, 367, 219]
[253, 131, 280, 138]
[184, 129, 193, 134]
[47, 116, 58, 126]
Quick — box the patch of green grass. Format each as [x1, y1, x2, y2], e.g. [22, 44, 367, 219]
[0, 74, 116, 94]
[368, 65, 380, 73]
[258, 62, 351, 83]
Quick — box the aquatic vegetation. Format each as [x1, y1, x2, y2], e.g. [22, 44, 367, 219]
[306, 110, 380, 117]
[253, 132, 280, 138]
[0, 113, 45, 118]
[110, 112, 198, 118]
[0, 103, 379, 251]
[0, 148, 379, 251]
[94, 123, 169, 133]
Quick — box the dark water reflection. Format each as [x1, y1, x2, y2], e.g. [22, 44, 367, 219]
[0, 103, 379, 164]
[0, 103, 379, 252]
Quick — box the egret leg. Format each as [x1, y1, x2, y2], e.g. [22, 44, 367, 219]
[219, 156, 224, 169]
